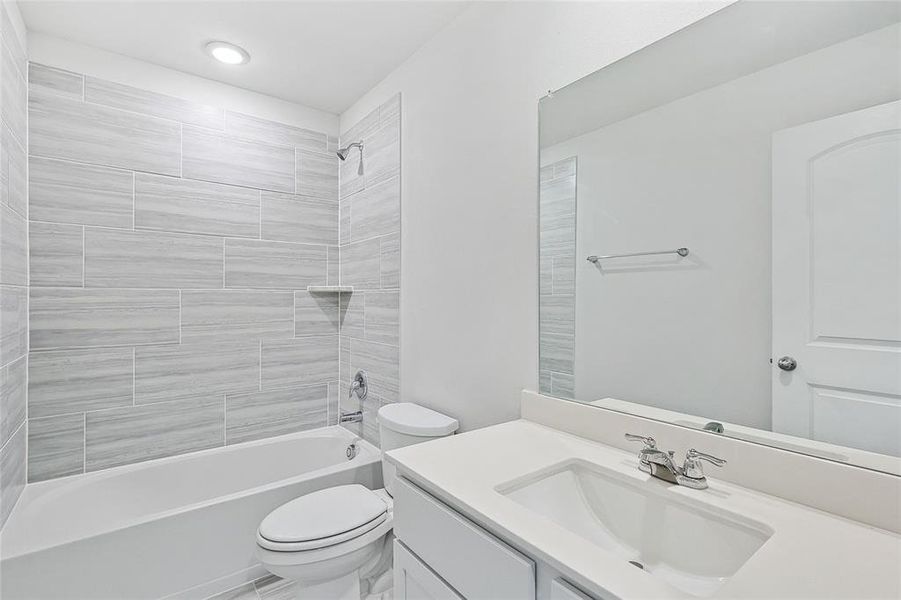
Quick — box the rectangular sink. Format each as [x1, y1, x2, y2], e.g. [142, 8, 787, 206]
[497, 460, 773, 597]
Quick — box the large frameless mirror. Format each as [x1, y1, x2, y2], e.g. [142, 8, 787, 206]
[538, 0, 901, 474]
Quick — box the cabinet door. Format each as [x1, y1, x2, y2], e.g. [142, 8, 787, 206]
[550, 578, 595, 600]
[394, 540, 464, 600]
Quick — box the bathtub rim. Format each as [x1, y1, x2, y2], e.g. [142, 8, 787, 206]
[1, 425, 380, 560]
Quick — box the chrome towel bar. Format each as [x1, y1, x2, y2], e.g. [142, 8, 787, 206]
[586, 247, 689, 263]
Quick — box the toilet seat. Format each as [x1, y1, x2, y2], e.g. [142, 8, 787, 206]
[257, 485, 390, 553]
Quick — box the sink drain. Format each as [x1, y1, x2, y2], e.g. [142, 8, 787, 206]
[628, 560, 645, 570]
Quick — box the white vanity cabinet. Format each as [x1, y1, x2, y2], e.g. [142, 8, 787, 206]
[393, 477, 601, 600]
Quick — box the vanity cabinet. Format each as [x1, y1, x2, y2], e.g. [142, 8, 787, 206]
[393, 477, 601, 600]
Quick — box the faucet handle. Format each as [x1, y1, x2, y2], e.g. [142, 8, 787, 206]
[624, 433, 656, 449]
[682, 448, 726, 481]
[686, 449, 726, 467]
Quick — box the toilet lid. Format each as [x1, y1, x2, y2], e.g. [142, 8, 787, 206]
[259, 484, 387, 545]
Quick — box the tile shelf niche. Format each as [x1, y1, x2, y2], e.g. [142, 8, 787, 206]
[306, 286, 355, 293]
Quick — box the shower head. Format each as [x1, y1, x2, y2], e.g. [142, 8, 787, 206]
[336, 141, 363, 161]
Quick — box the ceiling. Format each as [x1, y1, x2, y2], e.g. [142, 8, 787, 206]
[19, 1, 470, 114]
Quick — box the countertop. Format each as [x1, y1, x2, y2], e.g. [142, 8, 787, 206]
[387, 419, 901, 599]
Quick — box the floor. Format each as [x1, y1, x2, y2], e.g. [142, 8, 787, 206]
[206, 575, 393, 600]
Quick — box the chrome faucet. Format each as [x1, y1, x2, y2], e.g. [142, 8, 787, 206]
[625, 434, 726, 490]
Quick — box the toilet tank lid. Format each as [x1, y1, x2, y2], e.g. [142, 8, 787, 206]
[378, 403, 459, 437]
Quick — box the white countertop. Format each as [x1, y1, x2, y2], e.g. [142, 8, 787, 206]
[387, 420, 901, 599]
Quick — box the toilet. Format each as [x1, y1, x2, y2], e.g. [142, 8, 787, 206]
[255, 403, 459, 599]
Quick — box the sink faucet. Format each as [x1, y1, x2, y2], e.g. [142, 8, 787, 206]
[625, 434, 726, 490]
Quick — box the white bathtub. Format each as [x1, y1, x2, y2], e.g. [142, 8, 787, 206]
[0, 426, 381, 600]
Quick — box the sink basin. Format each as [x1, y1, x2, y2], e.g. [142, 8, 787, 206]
[497, 460, 772, 597]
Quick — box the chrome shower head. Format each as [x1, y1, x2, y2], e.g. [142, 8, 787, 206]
[336, 141, 363, 161]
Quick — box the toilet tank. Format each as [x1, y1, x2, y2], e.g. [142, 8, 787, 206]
[377, 403, 459, 496]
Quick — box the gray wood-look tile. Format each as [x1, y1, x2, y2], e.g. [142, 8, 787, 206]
[225, 384, 328, 445]
[0, 285, 27, 364]
[360, 394, 383, 446]
[379, 94, 400, 128]
[364, 291, 399, 345]
[225, 111, 326, 153]
[327, 381, 339, 426]
[538, 332, 574, 374]
[182, 126, 294, 193]
[380, 232, 400, 289]
[295, 291, 339, 336]
[261, 336, 338, 391]
[327, 246, 339, 286]
[554, 157, 577, 178]
[29, 156, 134, 228]
[539, 295, 575, 336]
[134, 342, 259, 404]
[30, 288, 180, 350]
[180, 290, 294, 344]
[552, 256, 575, 295]
[29, 348, 133, 418]
[1, 45, 26, 146]
[260, 192, 337, 245]
[225, 239, 327, 290]
[1, 4, 26, 76]
[550, 372, 575, 399]
[84, 227, 223, 289]
[1, 423, 25, 524]
[340, 107, 379, 158]
[0, 203, 26, 286]
[27, 414, 84, 482]
[85, 76, 224, 130]
[29, 91, 181, 176]
[350, 339, 399, 403]
[361, 120, 400, 188]
[340, 237, 380, 290]
[539, 176, 576, 259]
[1, 123, 27, 217]
[134, 173, 260, 238]
[0, 355, 25, 447]
[349, 176, 399, 242]
[85, 396, 224, 472]
[296, 150, 338, 201]
[339, 199, 351, 245]
[337, 292, 364, 339]
[28, 63, 83, 100]
[29, 222, 83, 287]
[539, 369, 552, 395]
[540, 257, 553, 296]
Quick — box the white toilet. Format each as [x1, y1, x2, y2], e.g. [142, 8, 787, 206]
[255, 403, 459, 599]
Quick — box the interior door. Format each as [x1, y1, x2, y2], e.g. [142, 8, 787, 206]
[772, 100, 901, 457]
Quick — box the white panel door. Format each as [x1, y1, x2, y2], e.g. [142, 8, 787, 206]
[772, 100, 901, 457]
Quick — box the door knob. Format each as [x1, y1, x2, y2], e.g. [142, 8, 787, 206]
[776, 356, 797, 371]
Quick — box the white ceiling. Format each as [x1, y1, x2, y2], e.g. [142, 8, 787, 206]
[19, 1, 470, 114]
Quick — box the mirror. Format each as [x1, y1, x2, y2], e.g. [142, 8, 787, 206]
[538, 0, 901, 474]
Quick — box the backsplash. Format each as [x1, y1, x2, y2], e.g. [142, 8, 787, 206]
[338, 96, 401, 446]
[0, 1, 28, 528]
[25, 62, 343, 481]
[538, 156, 576, 399]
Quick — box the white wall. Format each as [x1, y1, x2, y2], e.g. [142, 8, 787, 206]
[541, 23, 900, 429]
[339, 2, 731, 431]
[27, 33, 338, 134]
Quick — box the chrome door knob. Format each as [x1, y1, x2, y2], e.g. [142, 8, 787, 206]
[777, 356, 797, 371]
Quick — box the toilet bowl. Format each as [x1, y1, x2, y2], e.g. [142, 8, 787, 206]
[255, 403, 458, 599]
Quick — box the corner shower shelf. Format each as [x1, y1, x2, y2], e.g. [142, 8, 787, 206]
[306, 285, 354, 293]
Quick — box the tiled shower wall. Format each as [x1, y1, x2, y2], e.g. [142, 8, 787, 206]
[337, 95, 401, 446]
[539, 156, 576, 399]
[26, 62, 344, 482]
[0, 1, 27, 527]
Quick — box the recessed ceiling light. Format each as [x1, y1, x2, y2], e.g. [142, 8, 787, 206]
[205, 41, 250, 65]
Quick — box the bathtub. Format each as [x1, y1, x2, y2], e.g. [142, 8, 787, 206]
[0, 426, 381, 600]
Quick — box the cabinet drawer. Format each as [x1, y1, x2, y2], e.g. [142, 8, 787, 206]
[394, 540, 464, 600]
[394, 477, 535, 599]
